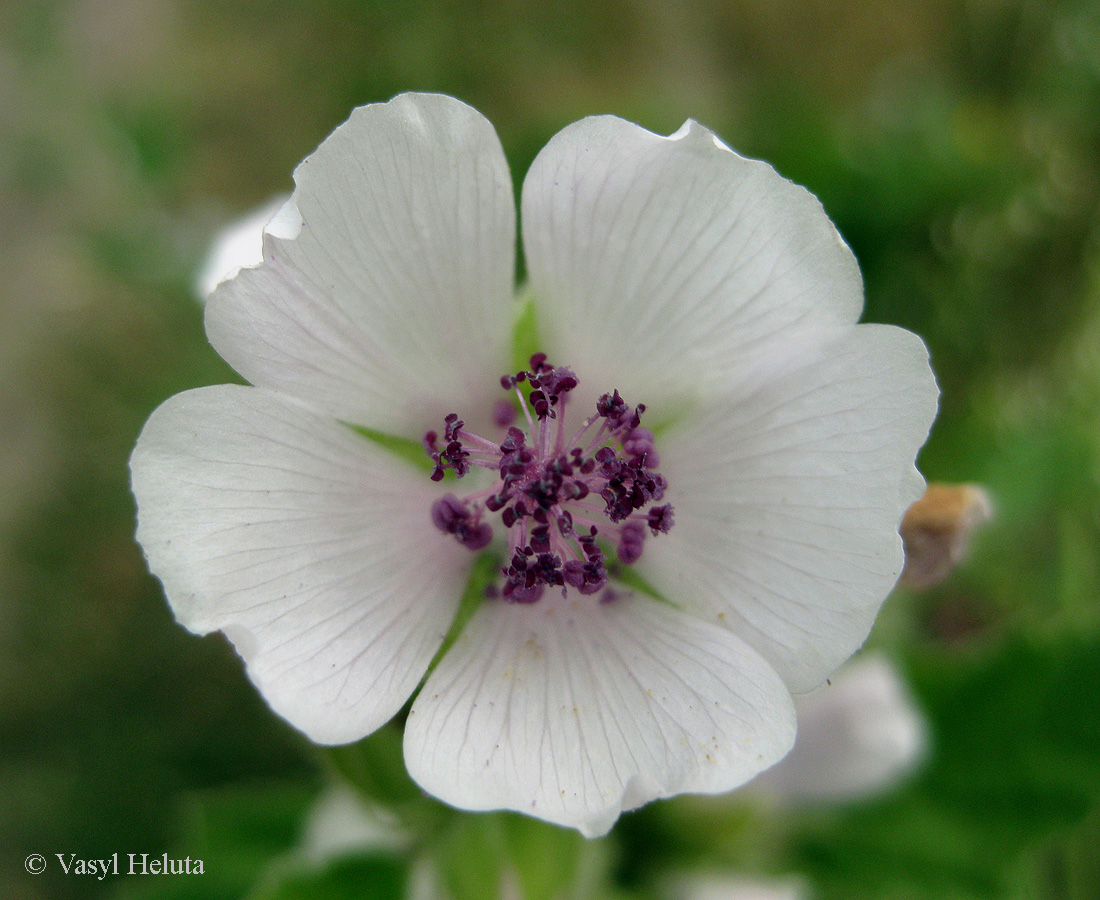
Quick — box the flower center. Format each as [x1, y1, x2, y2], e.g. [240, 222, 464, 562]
[425, 353, 674, 603]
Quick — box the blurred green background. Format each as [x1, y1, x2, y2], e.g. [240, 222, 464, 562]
[3, 0, 1100, 898]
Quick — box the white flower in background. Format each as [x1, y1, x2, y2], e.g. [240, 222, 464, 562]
[667, 874, 808, 900]
[748, 653, 926, 802]
[299, 786, 446, 900]
[193, 195, 292, 299]
[299, 784, 408, 864]
[131, 93, 938, 836]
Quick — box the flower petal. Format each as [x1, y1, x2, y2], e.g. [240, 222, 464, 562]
[403, 592, 795, 837]
[640, 324, 937, 693]
[521, 114, 863, 411]
[206, 93, 516, 434]
[130, 384, 470, 744]
[750, 653, 926, 802]
[194, 195, 289, 300]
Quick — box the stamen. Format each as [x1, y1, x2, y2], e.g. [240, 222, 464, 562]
[426, 354, 674, 603]
[493, 399, 516, 428]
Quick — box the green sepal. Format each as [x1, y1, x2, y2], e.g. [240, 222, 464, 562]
[610, 563, 676, 608]
[511, 285, 542, 372]
[426, 549, 501, 674]
[345, 424, 432, 472]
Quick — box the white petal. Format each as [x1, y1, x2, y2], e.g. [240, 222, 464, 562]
[194, 195, 289, 300]
[403, 592, 795, 837]
[750, 654, 926, 802]
[206, 93, 516, 434]
[130, 384, 470, 744]
[640, 324, 938, 692]
[521, 115, 863, 410]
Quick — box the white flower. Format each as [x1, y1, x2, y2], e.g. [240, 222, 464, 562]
[748, 654, 926, 802]
[130, 93, 938, 837]
[299, 784, 409, 864]
[666, 873, 808, 900]
[193, 194, 292, 299]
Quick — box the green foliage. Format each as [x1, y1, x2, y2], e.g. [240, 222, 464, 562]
[779, 632, 1100, 900]
[105, 782, 317, 900]
[246, 854, 407, 900]
[436, 812, 613, 900]
[325, 725, 433, 817]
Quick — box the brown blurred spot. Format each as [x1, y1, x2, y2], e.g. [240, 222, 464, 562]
[900, 482, 992, 590]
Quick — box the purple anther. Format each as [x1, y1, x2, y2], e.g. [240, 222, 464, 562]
[505, 581, 544, 604]
[431, 494, 493, 550]
[443, 440, 470, 477]
[530, 389, 552, 419]
[534, 552, 564, 584]
[444, 414, 463, 441]
[596, 390, 627, 419]
[460, 522, 493, 551]
[539, 366, 578, 399]
[493, 399, 516, 427]
[647, 504, 674, 534]
[563, 557, 608, 595]
[431, 494, 467, 533]
[623, 427, 659, 466]
[562, 560, 586, 589]
[578, 527, 601, 559]
[595, 446, 620, 477]
[617, 520, 646, 564]
[500, 427, 526, 453]
[425, 354, 675, 604]
[530, 525, 551, 553]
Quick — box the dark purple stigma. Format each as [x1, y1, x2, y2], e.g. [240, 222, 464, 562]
[426, 353, 674, 603]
